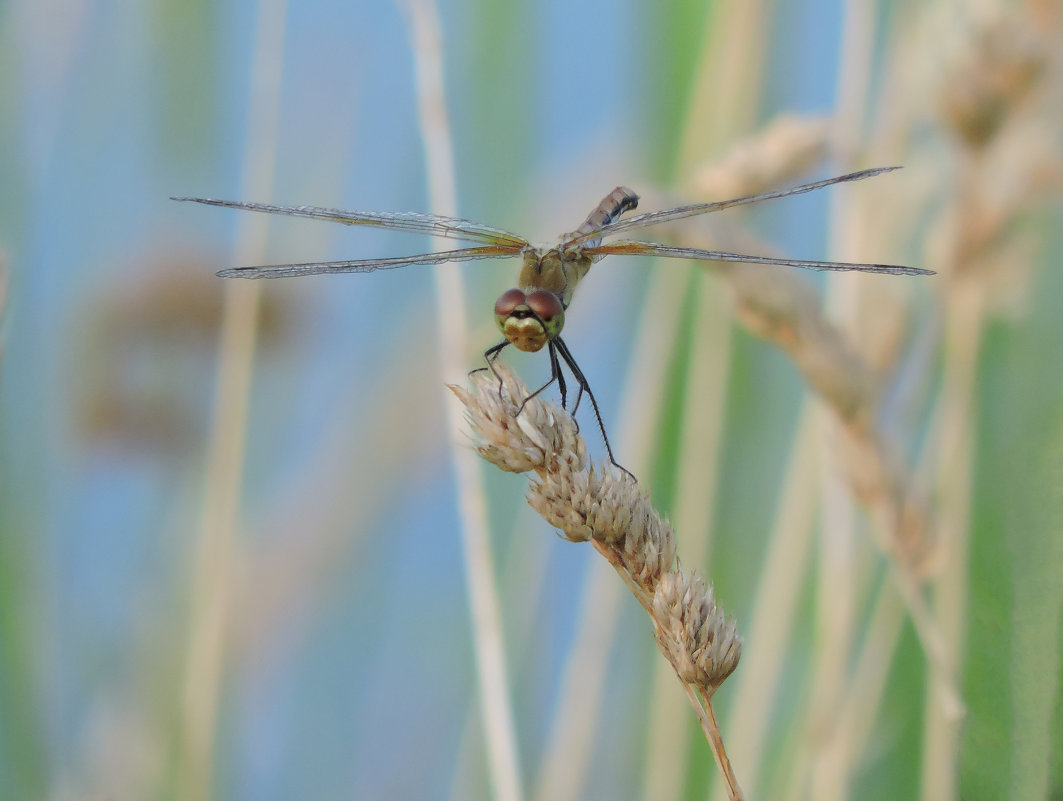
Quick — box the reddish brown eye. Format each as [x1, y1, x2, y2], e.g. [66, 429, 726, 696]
[525, 290, 563, 321]
[494, 288, 526, 317]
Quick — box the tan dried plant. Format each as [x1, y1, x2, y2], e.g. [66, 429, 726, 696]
[451, 365, 745, 801]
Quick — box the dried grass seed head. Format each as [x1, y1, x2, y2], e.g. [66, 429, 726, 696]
[450, 365, 586, 475]
[653, 570, 743, 692]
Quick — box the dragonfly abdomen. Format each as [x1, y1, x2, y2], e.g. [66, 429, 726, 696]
[573, 186, 639, 244]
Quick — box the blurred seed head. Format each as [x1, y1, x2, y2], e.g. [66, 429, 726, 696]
[76, 248, 292, 455]
[938, 10, 1047, 148]
[683, 114, 831, 200]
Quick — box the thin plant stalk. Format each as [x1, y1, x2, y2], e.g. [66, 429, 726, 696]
[530, 570, 623, 801]
[910, 4, 1058, 793]
[176, 1, 288, 799]
[711, 402, 820, 801]
[644, 1, 770, 788]
[922, 281, 984, 801]
[401, 2, 524, 800]
[836, 572, 908, 761]
[809, 2, 878, 797]
[697, 686, 743, 801]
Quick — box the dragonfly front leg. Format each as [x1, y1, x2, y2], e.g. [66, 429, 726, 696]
[479, 340, 510, 402]
[551, 341, 569, 411]
[518, 341, 563, 416]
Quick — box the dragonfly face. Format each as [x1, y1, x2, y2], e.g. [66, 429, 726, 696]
[494, 285, 564, 352]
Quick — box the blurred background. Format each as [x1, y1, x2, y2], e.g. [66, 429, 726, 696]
[1, 0, 1061, 799]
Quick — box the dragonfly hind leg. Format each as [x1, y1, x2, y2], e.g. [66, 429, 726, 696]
[553, 337, 634, 481]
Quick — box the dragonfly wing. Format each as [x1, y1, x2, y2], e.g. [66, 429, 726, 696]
[587, 240, 935, 276]
[171, 197, 530, 249]
[564, 167, 902, 245]
[216, 245, 522, 279]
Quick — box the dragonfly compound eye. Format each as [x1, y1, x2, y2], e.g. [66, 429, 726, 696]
[494, 288, 527, 318]
[525, 290, 565, 340]
[525, 290, 563, 322]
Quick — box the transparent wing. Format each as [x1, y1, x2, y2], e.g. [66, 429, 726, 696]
[563, 167, 901, 245]
[215, 245, 522, 279]
[586, 240, 935, 276]
[171, 197, 530, 249]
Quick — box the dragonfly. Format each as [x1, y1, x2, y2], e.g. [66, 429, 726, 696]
[174, 166, 933, 477]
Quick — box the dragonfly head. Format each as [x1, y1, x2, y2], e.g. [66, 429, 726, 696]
[494, 288, 565, 353]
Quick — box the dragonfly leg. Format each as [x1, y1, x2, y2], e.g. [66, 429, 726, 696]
[479, 340, 510, 401]
[517, 341, 563, 416]
[554, 338, 634, 481]
[550, 342, 581, 434]
[553, 344, 569, 411]
[569, 380, 585, 419]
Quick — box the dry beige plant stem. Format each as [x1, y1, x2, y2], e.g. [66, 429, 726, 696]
[718, 259, 932, 572]
[918, 6, 1060, 798]
[402, 2, 524, 800]
[177, 2, 289, 799]
[703, 257, 962, 712]
[450, 366, 745, 801]
[649, 117, 933, 573]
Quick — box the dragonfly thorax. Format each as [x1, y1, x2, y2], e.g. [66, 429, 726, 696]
[494, 287, 565, 353]
[517, 245, 595, 310]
